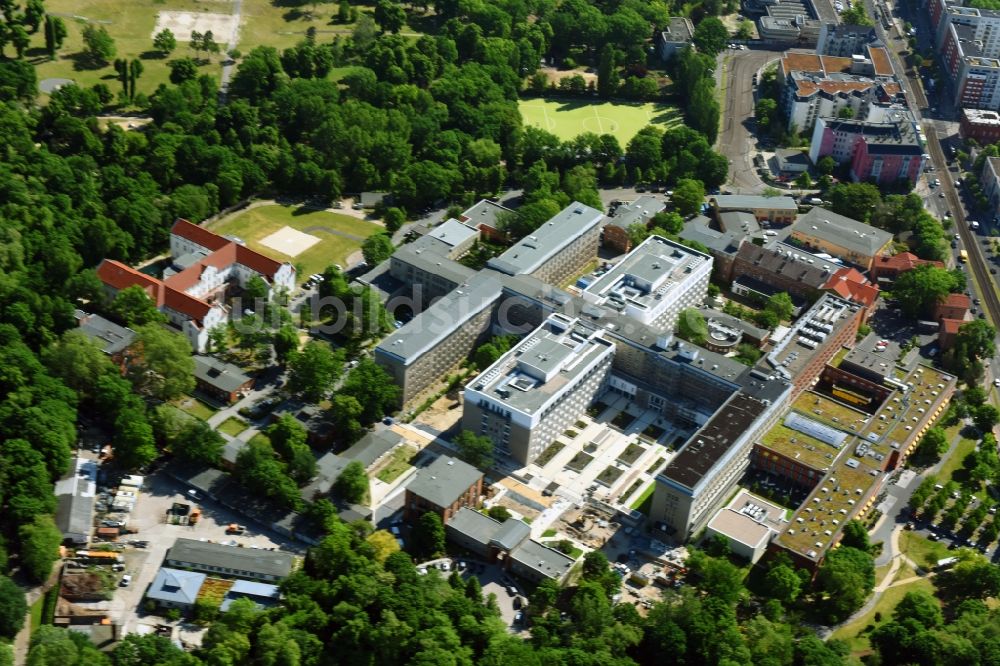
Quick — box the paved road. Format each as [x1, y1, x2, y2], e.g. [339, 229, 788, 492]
[219, 0, 244, 94]
[717, 47, 784, 194]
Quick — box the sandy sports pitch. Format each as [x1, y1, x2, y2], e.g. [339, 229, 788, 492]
[152, 11, 239, 45]
[259, 226, 321, 257]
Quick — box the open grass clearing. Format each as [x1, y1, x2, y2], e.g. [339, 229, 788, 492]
[217, 417, 249, 438]
[938, 433, 979, 488]
[900, 531, 951, 570]
[831, 577, 936, 652]
[518, 98, 681, 145]
[173, 396, 217, 421]
[375, 444, 418, 483]
[248, 432, 270, 448]
[209, 203, 383, 280]
[31, 0, 225, 102]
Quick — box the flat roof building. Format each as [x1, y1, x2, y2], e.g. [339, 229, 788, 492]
[706, 489, 789, 563]
[405, 455, 484, 523]
[581, 235, 712, 330]
[165, 538, 295, 582]
[653, 391, 789, 538]
[487, 202, 604, 282]
[463, 314, 616, 465]
[789, 207, 893, 270]
[710, 195, 799, 224]
[54, 456, 97, 546]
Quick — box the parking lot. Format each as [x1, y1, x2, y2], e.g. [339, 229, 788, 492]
[417, 557, 526, 630]
[98, 471, 304, 636]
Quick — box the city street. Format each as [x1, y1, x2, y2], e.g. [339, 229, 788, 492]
[717, 47, 784, 193]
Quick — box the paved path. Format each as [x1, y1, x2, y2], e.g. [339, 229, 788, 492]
[219, 0, 244, 94]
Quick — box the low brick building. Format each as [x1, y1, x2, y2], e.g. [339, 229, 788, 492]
[404, 455, 484, 523]
[932, 293, 970, 322]
[870, 252, 944, 285]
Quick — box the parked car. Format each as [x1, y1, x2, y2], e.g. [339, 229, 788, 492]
[119, 574, 132, 587]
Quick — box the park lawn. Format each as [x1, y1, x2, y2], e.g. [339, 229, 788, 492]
[238, 0, 358, 54]
[248, 432, 270, 448]
[938, 433, 978, 487]
[218, 417, 249, 438]
[208, 204, 384, 280]
[375, 445, 417, 483]
[173, 396, 217, 421]
[30, 0, 219, 102]
[830, 577, 936, 652]
[900, 531, 951, 570]
[518, 98, 682, 146]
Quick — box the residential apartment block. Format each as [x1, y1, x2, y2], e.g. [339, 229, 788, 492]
[816, 23, 879, 56]
[930, 0, 1000, 110]
[779, 47, 901, 133]
[980, 156, 1000, 213]
[808, 114, 925, 185]
[960, 108, 1000, 143]
[97, 220, 295, 352]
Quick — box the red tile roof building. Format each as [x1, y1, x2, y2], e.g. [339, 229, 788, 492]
[822, 267, 880, 319]
[870, 252, 944, 284]
[97, 219, 296, 352]
[932, 293, 971, 323]
[939, 318, 963, 350]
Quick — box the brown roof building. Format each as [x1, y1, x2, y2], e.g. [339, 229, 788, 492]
[932, 293, 970, 322]
[870, 252, 944, 284]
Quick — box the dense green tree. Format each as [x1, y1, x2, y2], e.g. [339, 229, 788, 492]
[672, 178, 705, 216]
[334, 461, 369, 504]
[412, 511, 446, 558]
[692, 17, 728, 56]
[168, 57, 198, 84]
[127, 324, 195, 401]
[272, 324, 299, 365]
[44, 16, 68, 59]
[287, 341, 344, 402]
[840, 520, 871, 551]
[596, 44, 619, 99]
[912, 426, 949, 465]
[0, 576, 25, 639]
[18, 515, 62, 583]
[362, 233, 395, 265]
[153, 28, 177, 56]
[676, 308, 708, 345]
[156, 408, 224, 465]
[374, 0, 407, 33]
[82, 24, 116, 65]
[827, 182, 881, 222]
[339, 359, 400, 424]
[454, 430, 494, 470]
[816, 546, 875, 622]
[110, 285, 166, 327]
[892, 264, 963, 318]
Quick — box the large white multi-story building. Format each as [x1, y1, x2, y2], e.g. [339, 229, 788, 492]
[463, 314, 616, 465]
[580, 235, 712, 331]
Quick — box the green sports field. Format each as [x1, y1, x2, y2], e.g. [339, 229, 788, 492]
[519, 99, 682, 144]
[208, 204, 383, 282]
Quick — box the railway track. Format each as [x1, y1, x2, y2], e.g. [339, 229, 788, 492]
[925, 126, 1000, 330]
[866, 0, 1000, 329]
